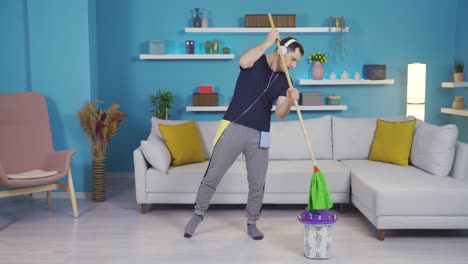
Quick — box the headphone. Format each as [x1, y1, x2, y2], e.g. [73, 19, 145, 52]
[280, 38, 297, 55]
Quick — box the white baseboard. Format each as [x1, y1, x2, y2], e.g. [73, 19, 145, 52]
[106, 172, 134, 178]
[32, 191, 90, 199]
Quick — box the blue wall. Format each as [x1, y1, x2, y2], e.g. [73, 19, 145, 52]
[451, 0, 468, 142]
[0, 0, 30, 92]
[1, 0, 466, 191]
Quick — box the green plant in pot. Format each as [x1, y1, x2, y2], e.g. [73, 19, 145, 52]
[327, 16, 347, 61]
[454, 59, 464, 82]
[150, 89, 174, 120]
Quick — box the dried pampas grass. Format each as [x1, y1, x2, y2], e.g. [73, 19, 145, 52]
[78, 100, 127, 159]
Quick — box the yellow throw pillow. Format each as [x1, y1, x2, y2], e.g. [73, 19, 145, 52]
[159, 121, 206, 166]
[368, 119, 416, 166]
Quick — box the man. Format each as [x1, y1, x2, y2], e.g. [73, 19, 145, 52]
[184, 29, 304, 240]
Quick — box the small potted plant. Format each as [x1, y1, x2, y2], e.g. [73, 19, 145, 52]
[150, 89, 174, 120]
[309, 52, 328, 80]
[454, 59, 464, 82]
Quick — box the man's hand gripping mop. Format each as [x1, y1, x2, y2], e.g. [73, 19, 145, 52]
[268, 14, 337, 260]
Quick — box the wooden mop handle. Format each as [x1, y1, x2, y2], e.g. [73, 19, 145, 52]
[268, 13, 317, 166]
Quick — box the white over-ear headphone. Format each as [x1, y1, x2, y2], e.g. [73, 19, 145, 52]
[280, 38, 297, 55]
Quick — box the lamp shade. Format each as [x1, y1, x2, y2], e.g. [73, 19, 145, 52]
[407, 63, 426, 121]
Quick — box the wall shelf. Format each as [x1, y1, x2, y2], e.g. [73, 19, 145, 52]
[298, 79, 395, 85]
[441, 108, 468, 117]
[139, 54, 235, 60]
[185, 27, 349, 33]
[441, 82, 468, 88]
[186, 105, 347, 112]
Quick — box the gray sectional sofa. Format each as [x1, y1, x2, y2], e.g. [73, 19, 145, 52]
[133, 116, 468, 240]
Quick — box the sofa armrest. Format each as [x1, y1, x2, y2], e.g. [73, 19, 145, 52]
[450, 141, 468, 179]
[134, 147, 149, 204]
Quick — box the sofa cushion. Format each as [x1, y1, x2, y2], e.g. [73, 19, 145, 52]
[150, 117, 188, 140]
[368, 119, 416, 166]
[332, 116, 407, 160]
[159, 121, 206, 166]
[269, 115, 332, 160]
[343, 160, 468, 216]
[197, 120, 243, 161]
[140, 134, 171, 174]
[410, 120, 458, 176]
[265, 160, 350, 193]
[146, 161, 249, 193]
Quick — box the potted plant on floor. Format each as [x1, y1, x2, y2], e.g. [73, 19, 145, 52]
[454, 59, 464, 82]
[77, 101, 127, 202]
[150, 89, 174, 120]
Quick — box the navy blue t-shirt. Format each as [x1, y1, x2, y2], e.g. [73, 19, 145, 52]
[223, 55, 289, 132]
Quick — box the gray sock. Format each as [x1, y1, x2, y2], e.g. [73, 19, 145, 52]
[247, 224, 264, 240]
[184, 214, 203, 238]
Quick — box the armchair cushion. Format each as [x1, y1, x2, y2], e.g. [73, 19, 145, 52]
[7, 169, 58, 179]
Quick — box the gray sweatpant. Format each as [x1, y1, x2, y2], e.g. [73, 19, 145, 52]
[193, 122, 269, 224]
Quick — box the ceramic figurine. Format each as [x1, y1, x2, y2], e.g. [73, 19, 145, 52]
[340, 70, 349, 80]
[354, 72, 361, 80]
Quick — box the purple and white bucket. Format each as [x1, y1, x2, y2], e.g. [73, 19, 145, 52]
[297, 209, 337, 259]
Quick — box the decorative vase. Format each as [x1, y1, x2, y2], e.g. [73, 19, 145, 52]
[92, 158, 106, 202]
[202, 9, 208, 28]
[311, 61, 324, 80]
[212, 39, 219, 54]
[222, 47, 230, 54]
[193, 8, 202, 28]
[204, 41, 211, 54]
[329, 72, 337, 80]
[454, 72, 464, 82]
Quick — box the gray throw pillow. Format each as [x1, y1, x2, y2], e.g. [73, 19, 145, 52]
[140, 134, 172, 174]
[410, 120, 458, 176]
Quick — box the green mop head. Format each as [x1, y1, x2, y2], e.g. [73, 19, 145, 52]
[308, 166, 333, 211]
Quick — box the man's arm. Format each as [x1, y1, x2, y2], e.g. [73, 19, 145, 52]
[239, 29, 279, 69]
[275, 88, 299, 120]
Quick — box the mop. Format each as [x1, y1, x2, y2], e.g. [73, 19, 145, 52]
[267, 14, 333, 212]
[268, 13, 337, 259]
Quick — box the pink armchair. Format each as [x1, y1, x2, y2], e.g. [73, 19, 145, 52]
[0, 92, 78, 217]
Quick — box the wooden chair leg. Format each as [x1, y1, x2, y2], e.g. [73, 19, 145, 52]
[67, 169, 79, 218]
[141, 204, 147, 214]
[47, 191, 52, 208]
[339, 203, 346, 213]
[377, 229, 385, 241]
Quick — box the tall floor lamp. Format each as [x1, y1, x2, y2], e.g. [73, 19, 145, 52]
[407, 63, 426, 121]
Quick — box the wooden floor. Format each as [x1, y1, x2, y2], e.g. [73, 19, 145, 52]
[1, 176, 468, 264]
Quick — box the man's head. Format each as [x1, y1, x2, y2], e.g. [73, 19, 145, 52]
[277, 37, 304, 70]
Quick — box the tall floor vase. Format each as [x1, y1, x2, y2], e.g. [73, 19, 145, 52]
[92, 158, 106, 202]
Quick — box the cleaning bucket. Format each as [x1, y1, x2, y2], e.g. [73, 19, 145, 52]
[298, 209, 337, 259]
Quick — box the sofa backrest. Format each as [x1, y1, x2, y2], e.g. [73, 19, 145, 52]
[449, 141, 468, 179]
[196, 120, 221, 160]
[331, 116, 407, 160]
[269, 115, 332, 160]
